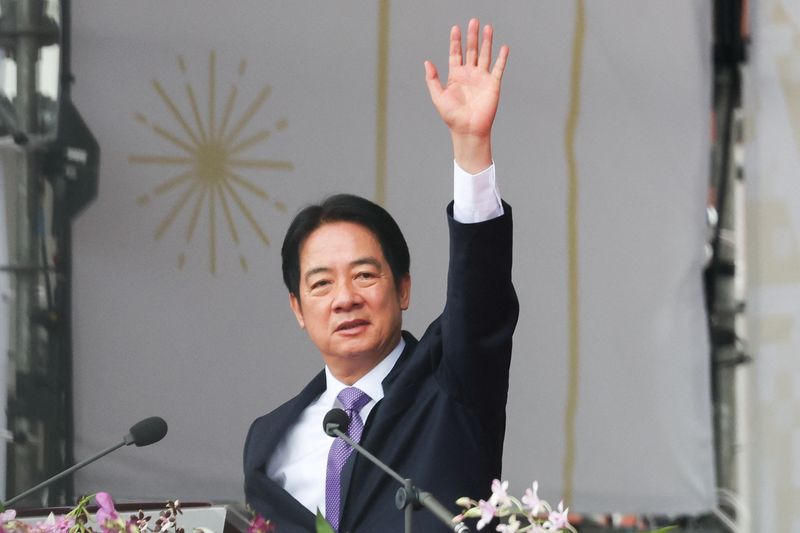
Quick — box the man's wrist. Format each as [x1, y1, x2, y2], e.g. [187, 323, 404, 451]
[451, 133, 493, 174]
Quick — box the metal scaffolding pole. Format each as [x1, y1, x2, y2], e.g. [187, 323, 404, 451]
[9, 0, 46, 501]
[2, 0, 97, 505]
[0, 0, 68, 505]
[706, 1, 750, 529]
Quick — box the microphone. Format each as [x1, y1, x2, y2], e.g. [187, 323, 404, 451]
[4, 416, 168, 507]
[323, 409, 351, 438]
[323, 408, 470, 533]
[124, 416, 169, 447]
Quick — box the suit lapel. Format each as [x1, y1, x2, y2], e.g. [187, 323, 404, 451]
[246, 371, 326, 530]
[364, 330, 421, 438]
[340, 332, 427, 527]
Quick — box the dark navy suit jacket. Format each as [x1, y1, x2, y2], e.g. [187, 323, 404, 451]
[243, 203, 518, 532]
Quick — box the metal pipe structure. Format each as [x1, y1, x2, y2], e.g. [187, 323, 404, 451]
[0, 0, 67, 505]
[2, 0, 97, 504]
[706, 1, 750, 530]
[9, 0, 46, 502]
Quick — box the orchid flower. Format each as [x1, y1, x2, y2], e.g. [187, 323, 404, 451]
[95, 492, 119, 524]
[53, 515, 74, 533]
[521, 480, 545, 516]
[476, 499, 496, 530]
[247, 514, 275, 533]
[545, 500, 570, 530]
[32, 513, 61, 533]
[489, 479, 511, 508]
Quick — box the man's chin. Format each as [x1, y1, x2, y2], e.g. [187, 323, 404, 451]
[331, 342, 388, 364]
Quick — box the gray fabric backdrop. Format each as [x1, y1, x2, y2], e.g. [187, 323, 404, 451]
[69, 1, 714, 514]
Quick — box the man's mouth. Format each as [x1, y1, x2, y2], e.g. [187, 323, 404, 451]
[335, 319, 370, 332]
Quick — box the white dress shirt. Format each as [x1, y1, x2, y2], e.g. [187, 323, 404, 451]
[266, 162, 503, 514]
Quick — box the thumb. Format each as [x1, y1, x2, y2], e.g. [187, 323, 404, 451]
[424, 60, 444, 103]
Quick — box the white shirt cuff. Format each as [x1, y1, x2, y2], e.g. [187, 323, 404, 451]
[452, 161, 504, 223]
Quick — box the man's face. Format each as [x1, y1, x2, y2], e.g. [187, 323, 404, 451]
[289, 221, 410, 381]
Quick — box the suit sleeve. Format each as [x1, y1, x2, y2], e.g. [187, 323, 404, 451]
[437, 200, 519, 412]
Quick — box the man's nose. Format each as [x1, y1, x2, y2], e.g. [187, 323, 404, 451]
[332, 280, 363, 310]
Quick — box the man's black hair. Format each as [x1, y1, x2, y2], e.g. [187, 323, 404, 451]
[281, 194, 410, 299]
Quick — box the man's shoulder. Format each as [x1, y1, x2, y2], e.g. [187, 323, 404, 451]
[245, 370, 326, 452]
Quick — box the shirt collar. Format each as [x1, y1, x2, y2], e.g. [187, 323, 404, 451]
[322, 338, 406, 406]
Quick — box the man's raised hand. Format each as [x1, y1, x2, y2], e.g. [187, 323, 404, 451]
[424, 18, 509, 173]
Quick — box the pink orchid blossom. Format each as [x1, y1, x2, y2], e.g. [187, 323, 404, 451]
[95, 492, 119, 531]
[546, 500, 570, 530]
[489, 479, 511, 507]
[476, 499, 496, 530]
[521, 480, 544, 515]
[53, 515, 74, 533]
[32, 513, 61, 533]
[0, 509, 16, 533]
[247, 515, 275, 533]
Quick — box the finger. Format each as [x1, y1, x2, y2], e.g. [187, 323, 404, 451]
[491, 44, 510, 81]
[478, 24, 493, 70]
[424, 60, 444, 102]
[448, 25, 462, 70]
[465, 17, 479, 67]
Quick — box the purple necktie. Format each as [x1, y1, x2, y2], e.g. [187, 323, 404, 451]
[325, 387, 371, 531]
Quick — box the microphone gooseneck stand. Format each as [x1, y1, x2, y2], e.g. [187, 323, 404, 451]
[324, 409, 470, 533]
[5, 441, 127, 507]
[3, 416, 168, 508]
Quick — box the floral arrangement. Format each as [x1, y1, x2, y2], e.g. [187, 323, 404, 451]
[0, 494, 279, 533]
[0, 494, 197, 533]
[454, 480, 676, 533]
[454, 479, 575, 532]
[0, 486, 672, 533]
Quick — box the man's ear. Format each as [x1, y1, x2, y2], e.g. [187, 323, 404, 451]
[398, 274, 411, 311]
[289, 293, 305, 329]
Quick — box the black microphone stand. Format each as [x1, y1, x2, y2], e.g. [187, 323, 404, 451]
[3, 417, 167, 508]
[4, 441, 125, 507]
[325, 418, 470, 533]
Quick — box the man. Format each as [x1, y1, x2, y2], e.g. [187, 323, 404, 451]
[244, 19, 517, 532]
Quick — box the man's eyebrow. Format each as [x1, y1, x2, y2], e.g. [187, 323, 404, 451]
[304, 266, 331, 283]
[303, 258, 383, 283]
[351, 257, 382, 270]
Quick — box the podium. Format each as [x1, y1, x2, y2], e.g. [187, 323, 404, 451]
[14, 502, 252, 533]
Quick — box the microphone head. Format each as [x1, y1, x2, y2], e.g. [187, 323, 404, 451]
[323, 408, 350, 437]
[124, 416, 168, 447]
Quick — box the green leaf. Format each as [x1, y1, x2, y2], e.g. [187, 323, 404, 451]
[646, 527, 678, 533]
[315, 509, 335, 533]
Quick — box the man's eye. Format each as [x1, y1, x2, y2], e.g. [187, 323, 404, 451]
[310, 280, 331, 290]
[354, 272, 378, 284]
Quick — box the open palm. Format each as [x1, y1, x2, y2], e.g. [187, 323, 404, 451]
[425, 19, 509, 141]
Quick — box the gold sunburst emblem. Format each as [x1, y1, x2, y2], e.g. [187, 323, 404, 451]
[131, 51, 291, 274]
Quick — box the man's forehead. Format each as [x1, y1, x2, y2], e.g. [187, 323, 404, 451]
[300, 222, 383, 257]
